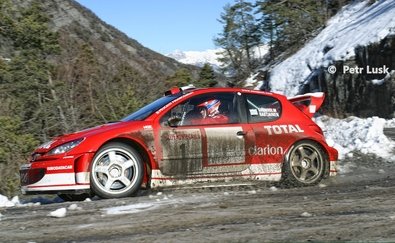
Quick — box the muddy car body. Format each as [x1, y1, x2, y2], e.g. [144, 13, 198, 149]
[20, 86, 338, 200]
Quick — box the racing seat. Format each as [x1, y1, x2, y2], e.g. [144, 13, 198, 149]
[219, 101, 238, 124]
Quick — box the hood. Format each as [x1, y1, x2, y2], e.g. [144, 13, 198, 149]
[34, 121, 145, 153]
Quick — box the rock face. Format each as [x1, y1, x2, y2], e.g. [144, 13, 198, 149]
[300, 35, 395, 118]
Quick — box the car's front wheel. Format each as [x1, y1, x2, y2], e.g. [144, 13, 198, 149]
[90, 142, 144, 199]
[282, 141, 326, 186]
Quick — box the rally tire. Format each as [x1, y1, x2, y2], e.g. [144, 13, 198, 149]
[282, 140, 326, 187]
[90, 142, 144, 199]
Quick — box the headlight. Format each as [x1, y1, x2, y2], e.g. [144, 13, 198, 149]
[38, 140, 55, 149]
[47, 138, 84, 155]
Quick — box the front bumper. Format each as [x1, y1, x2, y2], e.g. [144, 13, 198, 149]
[20, 153, 94, 194]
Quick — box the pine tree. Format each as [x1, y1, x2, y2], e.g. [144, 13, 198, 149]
[165, 68, 193, 88]
[214, 0, 262, 85]
[196, 63, 217, 87]
[256, 0, 326, 56]
[0, 2, 61, 141]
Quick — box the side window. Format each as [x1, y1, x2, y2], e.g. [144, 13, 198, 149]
[160, 92, 239, 126]
[245, 94, 281, 123]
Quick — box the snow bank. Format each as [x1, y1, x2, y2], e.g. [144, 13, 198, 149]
[316, 115, 395, 160]
[268, 0, 395, 96]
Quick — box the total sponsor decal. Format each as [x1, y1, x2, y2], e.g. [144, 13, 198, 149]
[248, 145, 284, 156]
[264, 124, 304, 135]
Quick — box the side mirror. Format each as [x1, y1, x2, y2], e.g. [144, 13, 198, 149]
[167, 116, 182, 127]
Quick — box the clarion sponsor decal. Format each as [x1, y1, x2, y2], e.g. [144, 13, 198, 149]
[248, 145, 284, 156]
[47, 165, 73, 171]
[264, 124, 304, 135]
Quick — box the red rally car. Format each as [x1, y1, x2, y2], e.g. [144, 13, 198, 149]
[20, 86, 338, 200]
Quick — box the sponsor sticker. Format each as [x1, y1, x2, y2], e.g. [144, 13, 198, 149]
[263, 124, 304, 135]
[250, 109, 258, 116]
[47, 165, 73, 171]
[258, 108, 279, 117]
[248, 145, 284, 156]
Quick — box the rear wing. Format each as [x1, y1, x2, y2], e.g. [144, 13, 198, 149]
[288, 92, 325, 118]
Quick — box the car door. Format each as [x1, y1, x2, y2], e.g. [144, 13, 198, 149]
[243, 93, 285, 164]
[202, 92, 253, 172]
[157, 92, 254, 176]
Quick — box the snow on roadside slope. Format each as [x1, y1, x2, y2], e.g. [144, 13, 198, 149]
[268, 0, 395, 96]
[315, 115, 395, 160]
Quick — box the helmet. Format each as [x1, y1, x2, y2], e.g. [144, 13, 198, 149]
[197, 99, 221, 117]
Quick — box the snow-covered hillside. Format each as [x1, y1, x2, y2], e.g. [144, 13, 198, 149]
[167, 49, 222, 70]
[265, 0, 395, 96]
[167, 46, 269, 72]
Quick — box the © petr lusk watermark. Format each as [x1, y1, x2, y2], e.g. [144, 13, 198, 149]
[327, 65, 390, 75]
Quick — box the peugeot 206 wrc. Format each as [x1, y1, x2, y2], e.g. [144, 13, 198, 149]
[20, 86, 338, 200]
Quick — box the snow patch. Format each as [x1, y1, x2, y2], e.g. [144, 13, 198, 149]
[301, 212, 313, 217]
[105, 203, 157, 215]
[68, 204, 82, 211]
[48, 208, 67, 218]
[0, 194, 15, 208]
[269, 186, 278, 192]
[315, 115, 395, 160]
[371, 78, 385, 85]
[248, 190, 257, 194]
[318, 184, 327, 188]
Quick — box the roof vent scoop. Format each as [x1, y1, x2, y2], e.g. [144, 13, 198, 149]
[164, 84, 196, 96]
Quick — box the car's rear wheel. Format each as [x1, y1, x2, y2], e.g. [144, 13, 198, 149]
[90, 142, 143, 199]
[282, 141, 326, 186]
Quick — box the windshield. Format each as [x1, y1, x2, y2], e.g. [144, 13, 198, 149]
[121, 93, 182, 121]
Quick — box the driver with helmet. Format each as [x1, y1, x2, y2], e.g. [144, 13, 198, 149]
[190, 99, 228, 125]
